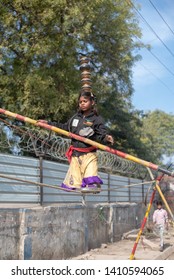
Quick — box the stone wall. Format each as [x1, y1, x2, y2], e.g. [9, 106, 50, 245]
[0, 202, 145, 260]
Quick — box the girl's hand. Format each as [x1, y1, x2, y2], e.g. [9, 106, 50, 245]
[105, 135, 114, 145]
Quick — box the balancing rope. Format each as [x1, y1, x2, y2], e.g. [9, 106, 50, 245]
[0, 172, 154, 194]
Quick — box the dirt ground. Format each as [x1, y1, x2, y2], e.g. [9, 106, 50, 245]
[72, 226, 174, 260]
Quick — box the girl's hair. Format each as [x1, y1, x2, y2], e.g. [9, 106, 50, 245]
[78, 91, 98, 115]
[78, 91, 97, 102]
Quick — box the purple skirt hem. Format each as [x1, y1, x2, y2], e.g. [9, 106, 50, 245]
[61, 183, 76, 191]
[81, 176, 103, 188]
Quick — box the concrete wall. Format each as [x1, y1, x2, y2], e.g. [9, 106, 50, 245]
[0, 202, 145, 260]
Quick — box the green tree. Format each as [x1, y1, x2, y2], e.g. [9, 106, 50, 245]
[0, 1, 142, 117]
[140, 110, 174, 164]
[0, 0, 151, 159]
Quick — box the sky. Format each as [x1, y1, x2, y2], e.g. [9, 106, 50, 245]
[132, 0, 174, 115]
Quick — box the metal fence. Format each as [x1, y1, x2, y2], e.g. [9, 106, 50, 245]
[0, 153, 153, 204]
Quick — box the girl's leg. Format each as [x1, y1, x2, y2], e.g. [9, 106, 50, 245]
[81, 153, 103, 188]
[61, 156, 82, 190]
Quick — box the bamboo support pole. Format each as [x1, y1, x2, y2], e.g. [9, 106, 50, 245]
[129, 186, 156, 260]
[129, 168, 174, 260]
[0, 108, 173, 177]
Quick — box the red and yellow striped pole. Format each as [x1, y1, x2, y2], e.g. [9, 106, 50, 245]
[129, 170, 174, 260]
[0, 107, 173, 177]
[129, 186, 156, 260]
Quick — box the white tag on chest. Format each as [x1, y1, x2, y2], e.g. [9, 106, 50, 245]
[72, 118, 79, 127]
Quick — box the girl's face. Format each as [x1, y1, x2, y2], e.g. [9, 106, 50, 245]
[79, 96, 94, 114]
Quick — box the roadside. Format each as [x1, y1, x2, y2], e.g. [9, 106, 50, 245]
[72, 226, 174, 260]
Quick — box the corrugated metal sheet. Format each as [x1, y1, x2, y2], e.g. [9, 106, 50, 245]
[0, 153, 152, 204]
[0, 153, 40, 203]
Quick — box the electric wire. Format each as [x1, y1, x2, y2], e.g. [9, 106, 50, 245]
[126, 0, 174, 95]
[129, 0, 174, 58]
[148, 0, 174, 36]
[138, 61, 174, 95]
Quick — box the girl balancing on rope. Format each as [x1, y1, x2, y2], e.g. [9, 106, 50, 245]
[39, 91, 114, 193]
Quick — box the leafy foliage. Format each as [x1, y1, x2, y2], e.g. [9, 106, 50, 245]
[0, 0, 141, 115]
[140, 110, 174, 164]
[2, 1, 171, 164]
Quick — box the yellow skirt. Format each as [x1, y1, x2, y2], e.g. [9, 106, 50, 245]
[61, 152, 103, 190]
